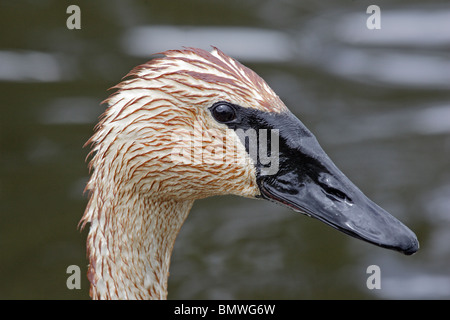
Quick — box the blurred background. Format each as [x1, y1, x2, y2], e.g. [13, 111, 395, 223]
[0, 0, 449, 299]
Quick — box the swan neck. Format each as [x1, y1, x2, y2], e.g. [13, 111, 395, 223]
[85, 191, 193, 299]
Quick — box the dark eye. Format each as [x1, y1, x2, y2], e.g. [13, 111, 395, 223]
[211, 103, 236, 123]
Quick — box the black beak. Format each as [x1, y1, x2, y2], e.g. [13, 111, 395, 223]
[253, 111, 419, 255]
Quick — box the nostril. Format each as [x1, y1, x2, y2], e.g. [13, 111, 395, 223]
[320, 183, 353, 203]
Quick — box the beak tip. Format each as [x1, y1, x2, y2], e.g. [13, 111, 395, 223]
[387, 227, 419, 255]
[400, 236, 419, 256]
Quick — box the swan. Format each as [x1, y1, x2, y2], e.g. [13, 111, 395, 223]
[81, 47, 419, 300]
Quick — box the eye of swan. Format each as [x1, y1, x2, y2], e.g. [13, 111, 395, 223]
[210, 102, 237, 123]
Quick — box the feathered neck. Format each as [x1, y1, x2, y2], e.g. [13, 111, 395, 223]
[83, 182, 193, 299]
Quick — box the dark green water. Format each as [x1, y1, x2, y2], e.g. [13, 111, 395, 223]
[1, 1, 449, 299]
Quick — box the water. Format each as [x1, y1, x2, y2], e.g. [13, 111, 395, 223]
[1, 0, 449, 299]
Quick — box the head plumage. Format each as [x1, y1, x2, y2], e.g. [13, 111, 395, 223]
[117, 47, 287, 113]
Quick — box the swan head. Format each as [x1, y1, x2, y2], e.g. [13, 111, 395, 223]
[88, 47, 278, 201]
[85, 47, 418, 269]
